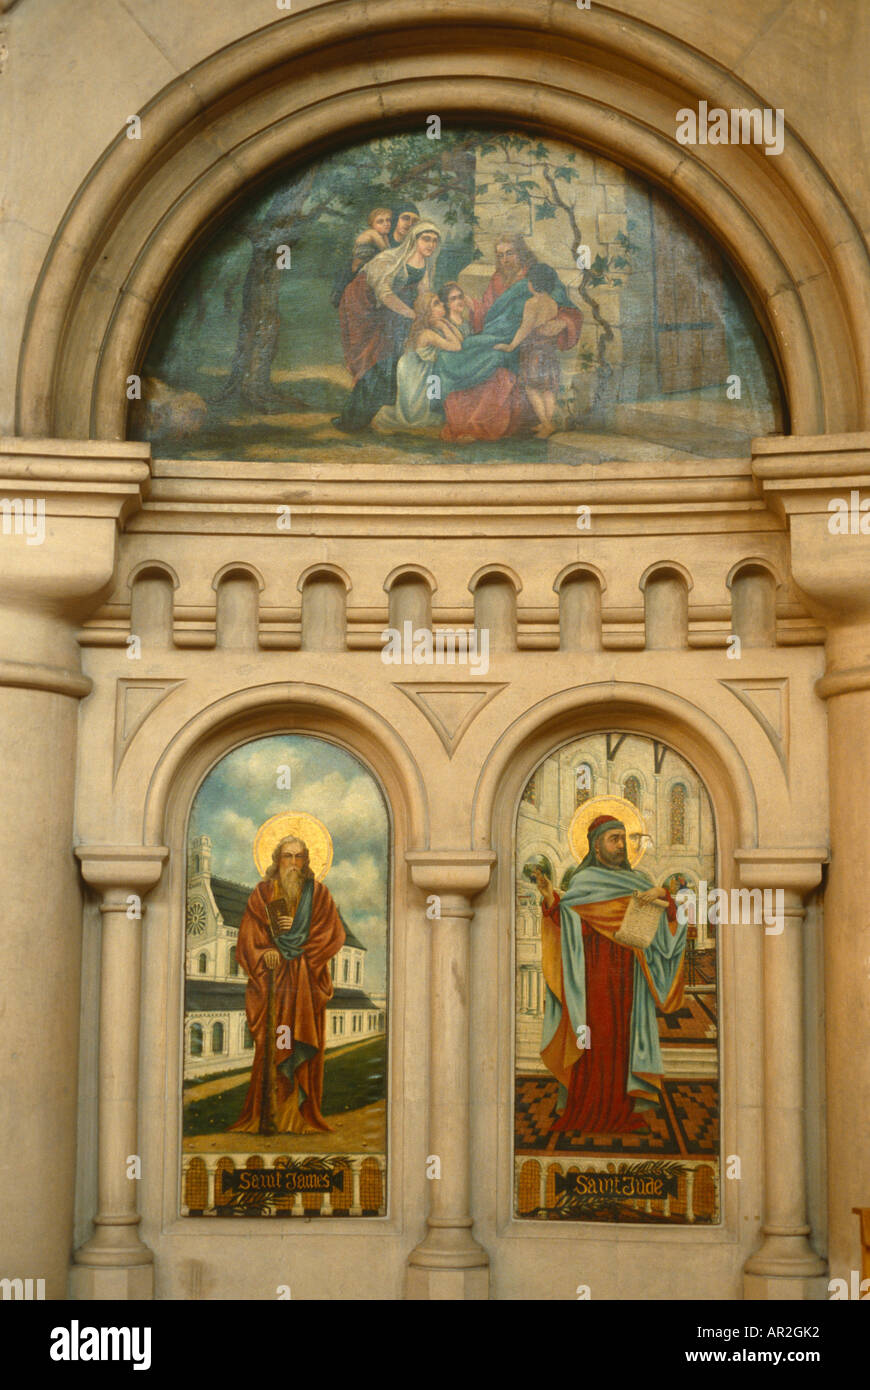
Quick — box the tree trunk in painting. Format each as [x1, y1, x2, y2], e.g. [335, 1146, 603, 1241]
[217, 239, 283, 411]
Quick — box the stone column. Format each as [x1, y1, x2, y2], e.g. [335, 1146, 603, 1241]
[0, 440, 149, 1298]
[70, 846, 168, 1299]
[736, 849, 828, 1298]
[405, 850, 495, 1300]
[754, 434, 870, 1287]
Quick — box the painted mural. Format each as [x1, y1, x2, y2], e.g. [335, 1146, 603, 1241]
[181, 735, 389, 1218]
[132, 128, 784, 465]
[514, 733, 720, 1224]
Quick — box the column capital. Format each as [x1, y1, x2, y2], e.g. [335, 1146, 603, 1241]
[76, 845, 169, 903]
[0, 439, 151, 693]
[734, 847, 827, 895]
[752, 433, 870, 621]
[405, 850, 496, 901]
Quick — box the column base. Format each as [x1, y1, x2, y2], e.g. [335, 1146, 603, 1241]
[405, 1265, 489, 1300]
[743, 1232, 827, 1299]
[69, 1263, 154, 1300]
[743, 1272, 829, 1301]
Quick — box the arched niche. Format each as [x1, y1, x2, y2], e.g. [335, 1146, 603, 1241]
[179, 729, 392, 1217]
[15, 5, 870, 443]
[511, 728, 720, 1226]
[133, 683, 426, 1237]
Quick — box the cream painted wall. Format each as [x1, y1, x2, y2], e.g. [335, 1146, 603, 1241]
[1, 0, 869, 1302]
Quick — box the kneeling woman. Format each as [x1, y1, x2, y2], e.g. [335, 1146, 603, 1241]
[335, 221, 442, 432]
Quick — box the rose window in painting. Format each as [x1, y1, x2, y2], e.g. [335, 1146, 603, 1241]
[186, 900, 207, 935]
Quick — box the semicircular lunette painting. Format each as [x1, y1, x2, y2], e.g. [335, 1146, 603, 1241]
[131, 127, 785, 465]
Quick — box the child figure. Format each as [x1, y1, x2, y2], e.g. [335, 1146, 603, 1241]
[439, 281, 473, 340]
[350, 207, 393, 272]
[494, 262, 564, 438]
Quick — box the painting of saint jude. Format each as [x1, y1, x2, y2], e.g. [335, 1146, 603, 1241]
[514, 734, 720, 1224]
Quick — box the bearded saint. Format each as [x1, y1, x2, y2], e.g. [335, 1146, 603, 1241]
[232, 835, 345, 1134]
[530, 815, 686, 1134]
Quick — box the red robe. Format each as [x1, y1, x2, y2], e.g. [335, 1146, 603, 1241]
[441, 271, 582, 441]
[232, 878, 345, 1134]
[541, 890, 680, 1134]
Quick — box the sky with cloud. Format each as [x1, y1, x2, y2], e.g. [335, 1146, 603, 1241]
[189, 735, 390, 991]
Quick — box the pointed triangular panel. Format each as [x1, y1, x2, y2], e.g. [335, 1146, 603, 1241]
[720, 677, 789, 776]
[396, 683, 506, 756]
[114, 679, 184, 778]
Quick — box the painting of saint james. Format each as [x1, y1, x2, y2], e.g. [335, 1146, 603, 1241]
[182, 736, 389, 1218]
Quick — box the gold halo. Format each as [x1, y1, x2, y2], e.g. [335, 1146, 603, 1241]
[568, 796, 648, 868]
[252, 813, 334, 881]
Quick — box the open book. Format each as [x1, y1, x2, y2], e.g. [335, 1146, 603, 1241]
[614, 894, 663, 951]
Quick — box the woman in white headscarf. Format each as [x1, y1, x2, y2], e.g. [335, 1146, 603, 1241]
[334, 220, 442, 432]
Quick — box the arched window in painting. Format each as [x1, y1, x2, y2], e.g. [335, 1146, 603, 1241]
[623, 775, 641, 808]
[183, 733, 390, 1218]
[515, 732, 718, 1227]
[670, 783, 687, 844]
[575, 762, 593, 806]
[522, 771, 539, 807]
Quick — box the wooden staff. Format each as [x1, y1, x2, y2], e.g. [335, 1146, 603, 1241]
[260, 959, 277, 1136]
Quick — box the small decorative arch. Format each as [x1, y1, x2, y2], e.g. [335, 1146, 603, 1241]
[383, 564, 437, 594]
[468, 564, 523, 595]
[639, 560, 694, 594]
[726, 558, 781, 648]
[211, 563, 265, 592]
[384, 565, 436, 633]
[296, 563, 352, 594]
[127, 561, 180, 591]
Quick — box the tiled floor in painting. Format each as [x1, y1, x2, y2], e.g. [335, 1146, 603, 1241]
[515, 1076, 719, 1157]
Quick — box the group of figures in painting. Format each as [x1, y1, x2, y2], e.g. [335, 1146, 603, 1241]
[182, 731, 718, 1226]
[137, 128, 782, 462]
[332, 208, 582, 441]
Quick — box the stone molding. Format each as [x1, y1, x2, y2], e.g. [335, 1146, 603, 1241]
[14, 5, 870, 441]
[0, 439, 151, 684]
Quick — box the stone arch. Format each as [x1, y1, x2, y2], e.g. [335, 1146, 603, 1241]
[139, 681, 428, 851]
[473, 681, 758, 861]
[16, 5, 870, 442]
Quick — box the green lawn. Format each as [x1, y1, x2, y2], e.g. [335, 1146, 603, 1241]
[183, 1036, 386, 1137]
